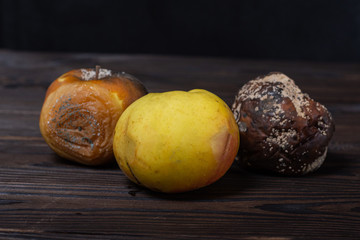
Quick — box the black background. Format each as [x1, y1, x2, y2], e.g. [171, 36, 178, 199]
[1, 0, 360, 61]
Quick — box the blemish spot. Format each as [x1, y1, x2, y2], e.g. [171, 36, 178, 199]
[82, 137, 94, 150]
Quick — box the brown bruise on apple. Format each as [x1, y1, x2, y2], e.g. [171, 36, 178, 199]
[209, 119, 239, 185]
[40, 84, 121, 165]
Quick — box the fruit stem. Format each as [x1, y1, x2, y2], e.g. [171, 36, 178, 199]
[95, 65, 100, 80]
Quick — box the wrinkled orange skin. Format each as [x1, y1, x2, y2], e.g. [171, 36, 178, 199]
[39, 69, 147, 165]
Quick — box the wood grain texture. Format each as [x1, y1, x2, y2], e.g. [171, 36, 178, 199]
[0, 50, 359, 239]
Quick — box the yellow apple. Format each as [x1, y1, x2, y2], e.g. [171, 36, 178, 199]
[113, 89, 240, 193]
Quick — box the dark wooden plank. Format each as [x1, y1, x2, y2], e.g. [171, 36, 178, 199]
[1, 49, 360, 104]
[0, 51, 359, 239]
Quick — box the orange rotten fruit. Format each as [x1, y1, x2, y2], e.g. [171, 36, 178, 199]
[39, 66, 147, 165]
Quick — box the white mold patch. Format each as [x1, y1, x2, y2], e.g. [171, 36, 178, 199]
[81, 68, 112, 81]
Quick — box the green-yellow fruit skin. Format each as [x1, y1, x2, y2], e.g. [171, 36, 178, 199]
[113, 89, 240, 193]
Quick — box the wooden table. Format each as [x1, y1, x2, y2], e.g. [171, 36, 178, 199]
[0, 50, 359, 239]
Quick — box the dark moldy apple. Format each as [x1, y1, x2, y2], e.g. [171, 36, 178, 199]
[39, 66, 147, 166]
[232, 72, 335, 176]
